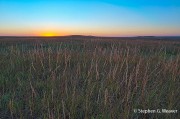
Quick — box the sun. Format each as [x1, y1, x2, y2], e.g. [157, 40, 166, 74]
[41, 32, 58, 37]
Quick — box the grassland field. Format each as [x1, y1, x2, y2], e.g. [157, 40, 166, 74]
[0, 36, 179, 119]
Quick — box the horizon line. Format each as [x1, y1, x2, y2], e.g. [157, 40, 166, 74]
[0, 35, 180, 38]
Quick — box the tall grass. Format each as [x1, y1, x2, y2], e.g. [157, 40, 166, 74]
[0, 38, 179, 119]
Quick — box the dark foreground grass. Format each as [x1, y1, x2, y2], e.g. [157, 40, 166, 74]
[0, 38, 180, 119]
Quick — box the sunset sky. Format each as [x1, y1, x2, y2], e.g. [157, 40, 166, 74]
[0, 0, 180, 36]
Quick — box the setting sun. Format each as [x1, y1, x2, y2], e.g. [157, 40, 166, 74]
[41, 32, 58, 37]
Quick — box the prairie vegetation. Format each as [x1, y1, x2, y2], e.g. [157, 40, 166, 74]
[0, 37, 179, 119]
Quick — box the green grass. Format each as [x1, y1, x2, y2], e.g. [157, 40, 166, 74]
[0, 38, 180, 119]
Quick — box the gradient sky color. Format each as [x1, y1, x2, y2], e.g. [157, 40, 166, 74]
[0, 0, 180, 36]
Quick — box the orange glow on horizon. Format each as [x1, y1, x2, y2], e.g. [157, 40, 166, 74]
[1, 27, 180, 37]
[40, 32, 59, 37]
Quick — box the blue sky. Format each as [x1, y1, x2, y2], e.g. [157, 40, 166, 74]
[0, 0, 180, 36]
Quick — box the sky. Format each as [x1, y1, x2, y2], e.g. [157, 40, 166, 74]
[0, 0, 180, 36]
